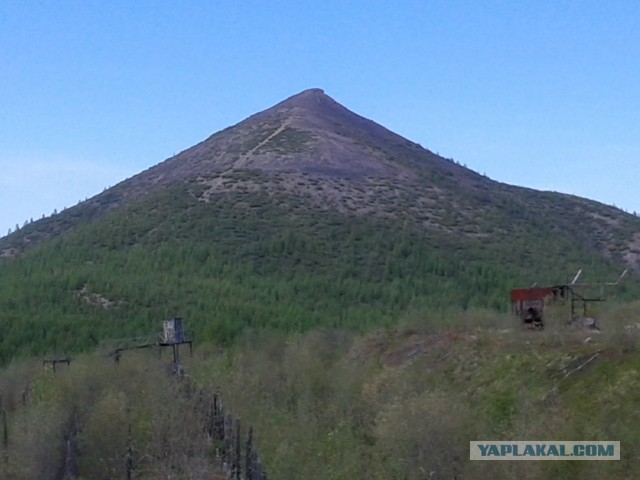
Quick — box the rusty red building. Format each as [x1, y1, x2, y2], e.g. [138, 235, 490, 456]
[511, 286, 569, 329]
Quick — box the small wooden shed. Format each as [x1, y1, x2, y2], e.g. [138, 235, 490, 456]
[511, 286, 569, 329]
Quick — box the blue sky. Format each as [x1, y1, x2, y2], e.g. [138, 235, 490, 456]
[1, 1, 639, 235]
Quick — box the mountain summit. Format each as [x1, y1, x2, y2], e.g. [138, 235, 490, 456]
[126, 87, 481, 189]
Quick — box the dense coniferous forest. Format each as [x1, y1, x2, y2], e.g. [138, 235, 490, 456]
[1, 180, 637, 363]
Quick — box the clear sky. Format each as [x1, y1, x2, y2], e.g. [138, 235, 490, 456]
[1, 1, 639, 236]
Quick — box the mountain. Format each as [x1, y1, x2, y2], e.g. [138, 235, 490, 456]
[3, 88, 639, 268]
[0, 88, 639, 361]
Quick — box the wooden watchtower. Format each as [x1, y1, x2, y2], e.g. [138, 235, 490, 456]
[159, 317, 192, 363]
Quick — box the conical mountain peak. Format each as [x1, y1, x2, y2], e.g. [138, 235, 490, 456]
[182, 87, 458, 180]
[99, 88, 481, 198]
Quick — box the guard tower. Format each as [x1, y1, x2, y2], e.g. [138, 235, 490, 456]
[159, 317, 192, 363]
[161, 317, 186, 344]
[108, 318, 193, 366]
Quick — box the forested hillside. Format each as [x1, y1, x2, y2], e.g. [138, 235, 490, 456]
[0, 88, 638, 362]
[1, 179, 637, 363]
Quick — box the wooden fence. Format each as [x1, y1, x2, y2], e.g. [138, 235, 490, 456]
[181, 376, 268, 480]
[0, 365, 269, 480]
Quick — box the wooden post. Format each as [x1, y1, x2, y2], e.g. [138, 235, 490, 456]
[1, 414, 6, 467]
[245, 425, 254, 480]
[0, 396, 6, 446]
[63, 420, 79, 480]
[125, 442, 133, 479]
[223, 414, 233, 475]
[212, 394, 225, 453]
[2, 408, 7, 450]
[253, 452, 263, 480]
[125, 422, 133, 480]
[234, 418, 242, 480]
[63, 436, 78, 479]
[207, 393, 214, 434]
[0, 396, 6, 467]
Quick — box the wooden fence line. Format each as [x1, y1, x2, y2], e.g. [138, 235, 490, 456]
[185, 378, 268, 480]
[1, 364, 270, 479]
